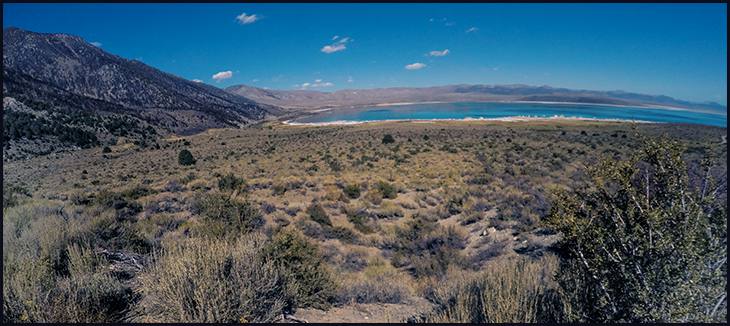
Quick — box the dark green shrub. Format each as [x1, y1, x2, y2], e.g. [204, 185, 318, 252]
[375, 181, 397, 199]
[264, 229, 336, 312]
[307, 202, 332, 226]
[347, 209, 374, 234]
[382, 134, 395, 144]
[102, 146, 112, 153]
[343, 184, 361, 199]
[178, 149, 196, 166]
[218, 173, 246, 192]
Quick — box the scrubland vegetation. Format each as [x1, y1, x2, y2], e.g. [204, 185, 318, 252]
[3, 120, 726, 322]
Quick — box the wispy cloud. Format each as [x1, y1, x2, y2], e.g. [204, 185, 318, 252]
[466, 27, 479, 33]
[428, 49, 450, 57]
[212, 71, 233, 81]
[429, 17, 455, 27]
[405, 62, 427, 70]
[90, 41, 103, 47]
[321, 36, 352, 54]
[347, 76, 354, 83]
[236, 12, 260, 25]
[192, 79, 203, 83]
[296, 79, 335, 89]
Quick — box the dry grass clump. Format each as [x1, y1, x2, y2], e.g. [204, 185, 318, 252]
[418, 255, 570, 323]
[3, 201, 134, 323]
[336, 258, 415, 305]
[132, 234, 285, 322]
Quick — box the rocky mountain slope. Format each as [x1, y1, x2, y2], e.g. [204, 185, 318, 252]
[3, 27, 281, 160]
[227, 83, 727, 113]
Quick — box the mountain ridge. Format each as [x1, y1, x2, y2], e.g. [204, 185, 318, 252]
[3, 27, 281, 134]
[226, 84, 727, 114]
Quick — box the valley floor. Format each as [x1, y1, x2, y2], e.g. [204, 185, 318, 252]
[3, 120, 726, 322]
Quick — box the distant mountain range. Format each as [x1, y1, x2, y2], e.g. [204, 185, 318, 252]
[226, 84, 727, 114]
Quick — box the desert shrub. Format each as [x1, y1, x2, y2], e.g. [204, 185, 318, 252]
[389, 219, 467, 278]
[336, 261, 413, 304]
[102, 146, 112, 153]
[218, 173, 246, 192]
[323, 225, 359, 244]
[341, 251, 369, 272]
[345, 205, 375, 234]
[2, 183, 29, 209]
[132, 234, 285, 322]
[306, 202, 332, 226]
[343, 183, 361, 199]
[264, 229, 336, 312]
[417, 256, 569, 323]
[545, 140, 727, 322]
[189, 192, 264, 237]
[178, 149, 196, 166]
[375, 181, 397, 199]
[370, 201, 405, 219]
[3, 201, 135, 322]
[382, 134, 395, 144]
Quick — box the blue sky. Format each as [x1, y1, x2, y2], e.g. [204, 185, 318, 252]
[3, 3, 727, 105]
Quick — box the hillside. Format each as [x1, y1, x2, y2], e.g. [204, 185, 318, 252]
[3, 27, 281, 160]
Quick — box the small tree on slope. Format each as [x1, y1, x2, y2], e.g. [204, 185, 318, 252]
[545, 139, 726, 322]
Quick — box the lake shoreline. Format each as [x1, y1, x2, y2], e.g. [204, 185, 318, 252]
[282, 115, 657, 127]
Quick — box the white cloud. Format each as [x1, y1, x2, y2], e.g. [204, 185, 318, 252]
[321, 44, 346, 53]
[405, 62, 427, 70]
[252, 78, 259, 82]
[236, 12, 260, 25]
[212, 70, 233, 81]
[90, 41, 102, 47]
[428, 49, 450, 57]
[297, 79, 334, 89]
[321, 36, 352, 54]
[466, 27, 479, 33]
[347, 76, 354, 83]
[192, 79, 203, 83]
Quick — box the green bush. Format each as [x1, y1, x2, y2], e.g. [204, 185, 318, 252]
[190, 193, 264, 237]
[264, 229, 336, 312]
[382, 134, 395, 144]
[132, 235, 286, 322]
[178, 149, 196, 166]
[375, 181, 397, 199]
[346, 208, 374, 234]
[218, 173, 246, 192]
[102, 146, 112, 153]
[545, 140, 727, 322]
[343, 184, 361, 199]
[307, 202, 332, 226]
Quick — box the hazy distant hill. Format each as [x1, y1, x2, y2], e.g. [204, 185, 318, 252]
[227, 83, 727, 114]
[2, 28, 280, 136]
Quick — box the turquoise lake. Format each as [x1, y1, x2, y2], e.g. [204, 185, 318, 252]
[291, 102, 727, 128]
